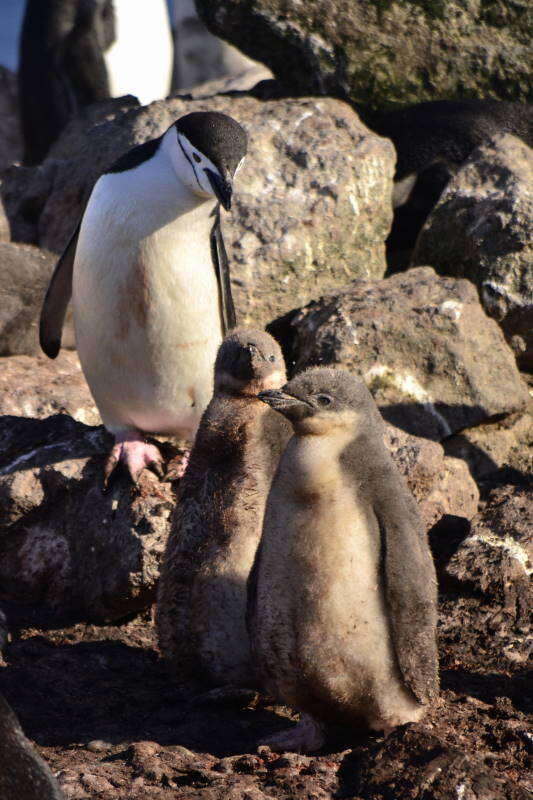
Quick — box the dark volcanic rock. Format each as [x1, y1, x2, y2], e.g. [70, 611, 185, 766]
[195, 0, 532, 107]
[279, 267, 529, 441]
[384, 425, 478, 529]
[0, 415, 176, 623]
[444, 410, 532, 489]
[413, 135, 533, 369]
[0, 694, 64, 800]
[0, 242, 57, 356]
[446, 485, 531, 664]
[1, 94, 394, 328]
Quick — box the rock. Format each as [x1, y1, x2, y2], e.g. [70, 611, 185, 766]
[384, 425, 479, 530]
[444, 410, 533, 488]
[171, 0, 261, 91]
[0, 66, 21, 171]
[446, 486, 532, 662]
[0, 415, 177, 623]
[0, 196, 9, 242]
[0, 242, 57, 356]
[0, 351, 98, 425]
[0, 409, 475, 625]
[278, 267, 529, 440]
[182, 65, 273, 99]
[195, 0, 532, 107]
[1, 94, 394, 327]
[413, 135, 533, 369]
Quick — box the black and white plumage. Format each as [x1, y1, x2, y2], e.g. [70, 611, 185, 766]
[40, 111, 247, 482]
[18, 0, 173, 165]
[250, 367, 439, 752]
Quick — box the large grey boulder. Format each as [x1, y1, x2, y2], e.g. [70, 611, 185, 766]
[413, 135, 533, 369]
[278, 267, 529, 441]
[1, 94, 394, 328]
[195, 1, 532, 107]
[0, 351, 98, 425]
[0, 242, 57, 356]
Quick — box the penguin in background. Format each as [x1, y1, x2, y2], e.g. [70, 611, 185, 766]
[18, 0, 173, 165]
[371, 99, 533, 267]
[39, 111, 247, 483]
[250, 367, 439, 753]
[157, 329, 291, 688]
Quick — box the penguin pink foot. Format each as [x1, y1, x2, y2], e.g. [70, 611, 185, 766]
[259, 714, 325, 754]
[103, 432, 164, 487]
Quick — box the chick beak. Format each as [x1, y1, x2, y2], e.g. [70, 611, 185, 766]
[257, 390, 313, 421]
[205, 169, 233, 211]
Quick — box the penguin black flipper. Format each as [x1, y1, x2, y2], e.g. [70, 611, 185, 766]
[0, 694, 64, 799]
[374, 477, 439, 705]
[210, 205, 236, 334]
[39, 222, 80, 359]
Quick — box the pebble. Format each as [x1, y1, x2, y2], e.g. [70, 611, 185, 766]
[86, 739, 111, 753]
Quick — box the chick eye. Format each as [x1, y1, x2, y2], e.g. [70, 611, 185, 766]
[192, 152, 201, 163]
[317, 394, 332, 406]
[268, 355, 276, 362]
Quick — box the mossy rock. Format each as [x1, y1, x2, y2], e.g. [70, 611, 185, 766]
[196, 0, 532, 108]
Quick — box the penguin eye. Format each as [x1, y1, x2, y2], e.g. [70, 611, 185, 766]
[268, 355, 276, 362]
[317, 394, 332, 407]
[192, 152, 201, 163]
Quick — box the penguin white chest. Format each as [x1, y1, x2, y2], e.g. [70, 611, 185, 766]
[73, 170, 223, 439]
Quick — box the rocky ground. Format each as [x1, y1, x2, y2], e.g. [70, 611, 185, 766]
[0, 3, 532, 798]
[1, 483, 531, 800]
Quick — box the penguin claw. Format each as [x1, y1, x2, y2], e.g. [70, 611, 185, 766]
[103, 436, 164, 488]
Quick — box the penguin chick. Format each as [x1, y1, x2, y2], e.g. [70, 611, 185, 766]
[250, 367, 439, 752]
[39, 111, 247, 484]
[156, 329, 291, 688]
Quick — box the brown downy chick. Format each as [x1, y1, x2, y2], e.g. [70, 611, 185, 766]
[157, 328, 291, 688]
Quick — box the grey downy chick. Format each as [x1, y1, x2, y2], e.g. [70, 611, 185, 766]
[250, 367, 439, 752]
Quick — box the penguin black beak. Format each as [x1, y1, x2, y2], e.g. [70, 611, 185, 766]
[258, 390, 313, 421]
[205, 169, 233, 211]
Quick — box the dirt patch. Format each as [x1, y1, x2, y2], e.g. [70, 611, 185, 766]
[1, 563, 530, 800]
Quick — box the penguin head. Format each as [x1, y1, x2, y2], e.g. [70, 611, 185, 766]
[214, 329, 286, 396]
[168, 111, 248, 210]
[259, 367, 380, 435]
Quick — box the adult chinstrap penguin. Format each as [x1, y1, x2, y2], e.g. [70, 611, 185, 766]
[40, 111, 247, 484]
[18, 0, 173, 165]
[157, 329, 291, 688]
[249, 367, 439, 752]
